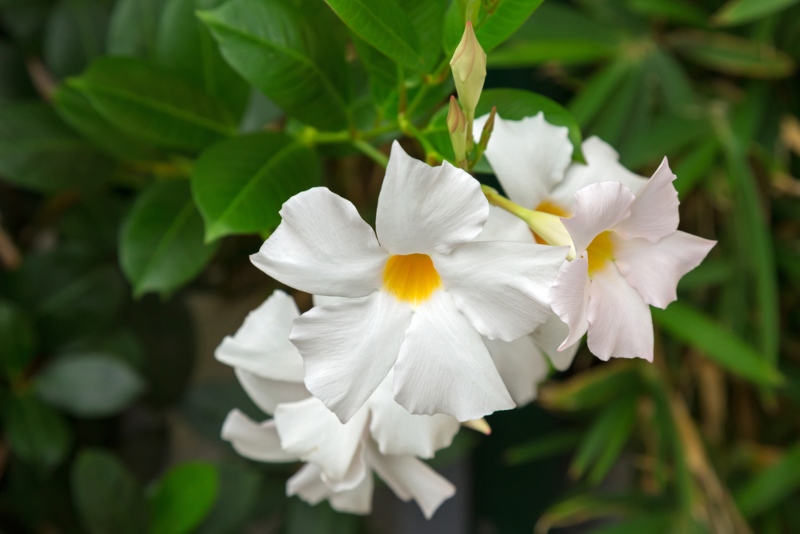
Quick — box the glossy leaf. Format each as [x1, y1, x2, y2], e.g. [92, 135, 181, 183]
[107, 0, 167, 59]
[401, 0, 446, 69]
[120, 181, 219, 297]
[713, 0, 800, 26]
[444, 0, 545, 54]
[43, 0, 111, 78]
[191, 132, 321, 241]
[149, 462, 219, 534]
[4, 394, 73, 469]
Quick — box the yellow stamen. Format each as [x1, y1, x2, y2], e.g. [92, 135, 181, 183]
[532, 200, 570, 244]
[383, 254, 442, 304]
[586, 231, 615, 275]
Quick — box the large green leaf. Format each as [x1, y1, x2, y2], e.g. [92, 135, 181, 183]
[106, 0, 167, 59]
[192, 132, 321, 241]
[0, 301, 36, 381]
[120, 181, 218, 297]
[401, 0, 446, 69]
[194, 464, 261, 534]
[713, 0, 800, 26]
[199, 0, 352, 131]
[444, 0, 545, 55]
[149, 463, 219, 534]
[4, 394, 73, 469]
[570, 396, 637, 484]
[68, 56, 237, 152]
[43, 0, 112, 78]
[735, 445, 800, 518]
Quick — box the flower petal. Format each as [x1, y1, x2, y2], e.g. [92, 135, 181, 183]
[291, 291, 413, 423]
[366, 442, 456, 520]
[274, 397, 370, 491]
[530, 314, 581, 371]
[393, 291, 515, 421]
[286, 464, 329, 505]
[251, 187, 388, 297]
[614, 231, 716, 309]
[612, 158, 679, 242]
[587, 263, 653, 361]
[221, 409, 296, 462]
[328, 471, 374, 515]
[476, 205, 536, 243]
[475, 112, 573, 209]
[234, 368, 309, 415]
[376, 142, 488, 255]
[484, 336, 548, 407]
[550, 257, 590, 350]
[215, 290, 304, 383]
[367, 374, 460, 459]
[562, 181, 635, 253]
[434, 241, 569, 341]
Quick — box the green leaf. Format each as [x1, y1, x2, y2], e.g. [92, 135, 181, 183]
[0, 102, 115, 192]
[35, 353, 145, 417]
[621, 114, 711, 169]
[120, 181, 219, 297]
[0, 300, 36, 381]
[192, 132, 321, 241]
[194, 464, 261, 534]
[713, 0, 800, 26]
[444, 0, 545, 54]
[625, 0, 707, 26]
[69, 56, 236, 151]
[569, 60, 630, 127]
[149, 462, 219, 534]
[735, 445, 800, 518]
[72, 449, 149, 534]
[652, 302, 784, 387]
[536, 493, 662, 533]
[107, 0, 167, 59]
[489, 39, 615, 68]
[4, 394, 73, 469]
[401, 0, 446, 69]
[504, 429, 582, 465]
[570, 396, 637, 483]
[673, 138, 719, 200]
[667, 30, 795, 79]
[324, 0, 424, 70]
[43, 0, 112, 78]
[199, 0, 352, 131]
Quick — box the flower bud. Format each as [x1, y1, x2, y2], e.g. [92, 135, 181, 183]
[447, 96, 468, 167]
[450, 22, 487, 122]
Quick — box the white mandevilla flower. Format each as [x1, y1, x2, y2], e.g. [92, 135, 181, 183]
[251, 142, 569, 422]
[217, 291, 459, 518]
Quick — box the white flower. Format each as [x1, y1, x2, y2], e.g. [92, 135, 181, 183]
[251, 142, 568, 422]
[217, 291, 459, 518]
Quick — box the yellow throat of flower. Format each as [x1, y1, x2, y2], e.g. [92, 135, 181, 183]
[383, 254, 442, 304]
[586, 231, 615, 275]
[533, 200, 570, 244]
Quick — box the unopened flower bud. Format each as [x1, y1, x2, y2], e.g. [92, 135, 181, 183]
[450, 22, 486, 122]
[447, 96, 468, 167]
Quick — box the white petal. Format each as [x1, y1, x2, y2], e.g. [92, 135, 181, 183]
[530, 313, 581, 371]
[291, 291, 413, 423]
[434, 241, 569, 341]
[475, 205, 536, 243]
[215, 290, 304, 383]
[221, 409, 296, 463]
[367, 374, 460, 459]
[484, 336, 549, 407]
[612, 158, 679, 242]
[366, 442, 456, 520]
[550, 136, 648, 211]
[614, 231, 716, 309]
[587, 263, 653, 361]
[550, 257, 590, 350]
[328, 471, 374, 515]
[286, 464, 329, 505]
[562, 181, 635, 253]
[234, 368, 309, 416]
[274, 397, 370, 491]
[375, 142, 488, 255]
[476, 112, 573, 209]
[393, 291, 514, 421]
[251, 187, 388, 297]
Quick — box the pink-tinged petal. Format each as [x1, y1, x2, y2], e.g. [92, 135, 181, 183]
[251, 187, 388, 297]
[215, 290, 304, 383]
[434, 241, 569, 341]
[367, 374, 459, 459]
[587, 263, 653, 361]
[366, 442, 456, 520]
[530, 313, 580, 371]
[550, 257, 590, 350]
[274, 397, 369, 491]
[291, 291, 413, 423]
[475, 112, 573, 209]
[612, 158, 679, 242]
[221, 409, 296, 462]
[614, 231, 716, 309]
[393, 291, 514, 421]
[233, 368, 309, 416]
[550, 136, 647, 210]
[484, 336, 548, 407]
[476, 205, 536, 244]
[376, 142, 488, 255]
[562, 181, 635, 253]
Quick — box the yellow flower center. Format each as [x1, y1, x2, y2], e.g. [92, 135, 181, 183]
[586, 231, 615, 275]
[382, 254, 442, 304]
[532, 200, 570, 244]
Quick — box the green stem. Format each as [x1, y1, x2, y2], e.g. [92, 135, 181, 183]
[352, 140, 389, 168]
[399, 113, 443, 163]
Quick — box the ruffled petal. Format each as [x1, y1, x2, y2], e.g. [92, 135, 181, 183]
[215, 290, 304, 383]
[393, 291, 514, 421]
[274, 397, 370, 491]
[475, 112, 573, 209]
[614, 231, 716, 309]
[612, 158, 679, 242]
[367, 374, 460, 459]
[286, 461, 374, 515]
[251, 187, 388, 297]
[476, 205, 536, 243]
[291, 291, 413, 423]
[328, 471, 374, 515]
[587, 263, 654, 361]
[562, 181, 636, 253]
[234, 368, 309, 415]
[366, 442, 456, 520]
[484, 336, 548, 406]
[434, 241, 569, 341]
[550, 257, 590, 350]
[221, 409, 296, 462]
[530, 314, 581, 371]
[376, 142, 488, 255]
